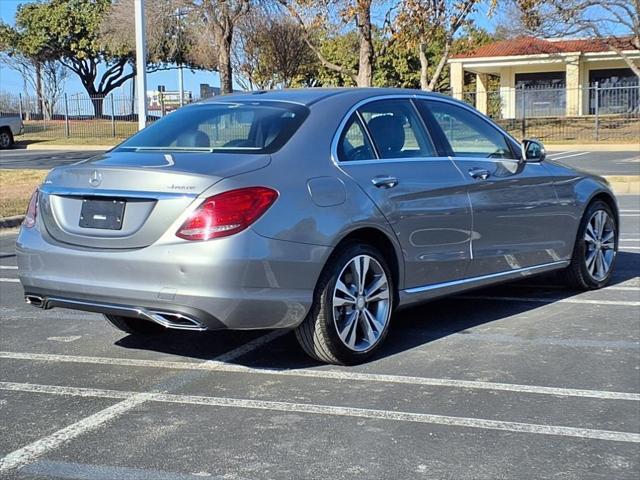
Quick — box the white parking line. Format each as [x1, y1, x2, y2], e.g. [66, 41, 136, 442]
[0, 381, 638, 444]
[622, 247, 640, 250]
[0, 392, 151, 473]
[0, 331, 285, 473]
[551, 152, 591, 161]
[620, 214, 640, 217]
[459, 295, 640, 307]
[0, 266, 17, 270]
[1, 351, 638, 401]
[0, 278, 19, 283]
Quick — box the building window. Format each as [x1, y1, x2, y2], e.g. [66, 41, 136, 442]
[514, 72, 566, 118]
[588, 68, 639, 115]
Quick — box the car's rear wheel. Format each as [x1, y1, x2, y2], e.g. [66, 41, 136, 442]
[104, 314, 165, 335]
[295, 243, 394, 365]
[564, 200, 617, 290]
[0, 128, 14, 149]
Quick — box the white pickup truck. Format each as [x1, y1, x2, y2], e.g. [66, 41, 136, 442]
[0, 115, 24, 149]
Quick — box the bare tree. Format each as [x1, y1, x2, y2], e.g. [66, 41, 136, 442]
[234, 11, 314, 89]
[394, 0, 494, 91]
[514, 0, 640, 77]
[187, 0, 251, 94]
[277, 0, 389, 87]
[0, 54, 68, 119]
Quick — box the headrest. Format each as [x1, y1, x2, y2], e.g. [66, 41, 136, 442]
[367, 114, 405, 156]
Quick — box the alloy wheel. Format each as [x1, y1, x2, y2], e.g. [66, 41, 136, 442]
[332, 254, 391, 352]
[584, 209, 616, 281]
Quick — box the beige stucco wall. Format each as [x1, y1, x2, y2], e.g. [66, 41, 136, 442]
[450, 54, 628, 118]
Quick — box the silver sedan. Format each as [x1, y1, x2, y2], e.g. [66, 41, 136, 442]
[17, 88, 619, 365]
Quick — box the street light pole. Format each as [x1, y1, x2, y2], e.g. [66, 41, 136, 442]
[134, 0, 148, 130]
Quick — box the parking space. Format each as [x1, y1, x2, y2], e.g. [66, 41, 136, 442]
[0, 196, 638, 479]
[546, 150, 639, 176]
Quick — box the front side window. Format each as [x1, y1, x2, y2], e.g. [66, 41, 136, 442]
[337, 114, 376, 162]
[358, 100, 435, 159]
[424, 101, 515, 159]
[116, 101, 309, 154]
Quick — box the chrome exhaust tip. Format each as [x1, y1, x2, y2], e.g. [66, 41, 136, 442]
[25, 295, 45, 308]
[147, 311, 206, 331]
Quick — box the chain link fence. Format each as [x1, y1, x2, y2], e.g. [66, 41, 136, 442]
[0, 85, 638, 143]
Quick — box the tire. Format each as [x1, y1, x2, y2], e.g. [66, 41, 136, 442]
[104, 314, 165, 335]
[563, 200, 618, 290]
[0, 128, 14, 149]
[295, 243, 394, 365]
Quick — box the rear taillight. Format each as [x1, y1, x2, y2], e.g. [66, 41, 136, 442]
[22, 188, 38, 228]
[176, 187, 278, 241]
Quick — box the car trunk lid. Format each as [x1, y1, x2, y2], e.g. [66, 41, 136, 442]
[39, 150, 270, 249]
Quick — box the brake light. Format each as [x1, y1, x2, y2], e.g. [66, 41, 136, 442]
[22, 188, 38, 228]
[176, 187, 278, 241]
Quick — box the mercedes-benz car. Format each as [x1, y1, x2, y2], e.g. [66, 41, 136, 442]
[16, 88, 619, 365]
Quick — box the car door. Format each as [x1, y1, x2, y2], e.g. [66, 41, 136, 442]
[334, 97, 472, 288]
[416, 98, 566, 277]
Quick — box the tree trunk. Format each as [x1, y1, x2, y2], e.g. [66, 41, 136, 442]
[356, 3, 374, 87]
[419, 42, 429, 91]
[35, 61, 43, 117]
[91, 96, 105, 118]
[428, 41, 452, 92]
[217, 27, 234, 94]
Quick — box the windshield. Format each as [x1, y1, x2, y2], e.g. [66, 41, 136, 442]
[116, 101, 309, 154]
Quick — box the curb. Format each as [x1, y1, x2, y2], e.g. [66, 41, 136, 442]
[21, 144, 114, 151]
[546, 144, 640, 152]
[605, 176, 640, 195]
[0, 215, 24, 229]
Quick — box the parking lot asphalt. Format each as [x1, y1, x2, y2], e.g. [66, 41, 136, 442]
[0, 202, 639, 476]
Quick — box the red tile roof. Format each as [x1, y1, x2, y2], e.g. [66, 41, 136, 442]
[452, 36, 637, 59]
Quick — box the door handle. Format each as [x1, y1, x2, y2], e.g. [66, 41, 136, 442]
[371, 175, 399, 189]
[468, 168, 491, 180]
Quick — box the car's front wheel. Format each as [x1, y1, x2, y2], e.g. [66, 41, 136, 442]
[564, 200, 618, 290]
[104, 314, 165, 335]
[295, 243, 394, 365]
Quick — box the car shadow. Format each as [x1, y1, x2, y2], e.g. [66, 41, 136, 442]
[114, 251, 639, 367]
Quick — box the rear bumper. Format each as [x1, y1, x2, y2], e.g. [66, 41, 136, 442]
[17, 226, 330, 330]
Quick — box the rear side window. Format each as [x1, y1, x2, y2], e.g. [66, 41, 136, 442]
[421, 101, 515, 159]
[337, 114, 376, 162]
[358, 99, 435, 159]
[116, 101, 309, 154]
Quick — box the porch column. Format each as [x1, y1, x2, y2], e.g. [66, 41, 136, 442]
[499, 67, 515, 119]
[476, 73, 489, 114]
[565, 55, 582, 116]
[450, 62, 464, 100]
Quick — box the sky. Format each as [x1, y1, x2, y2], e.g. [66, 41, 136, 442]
[0, 0, 499, 97]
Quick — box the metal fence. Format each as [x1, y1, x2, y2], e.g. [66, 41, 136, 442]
[450, 84, 639, 143]
[0, 84, 638, 143]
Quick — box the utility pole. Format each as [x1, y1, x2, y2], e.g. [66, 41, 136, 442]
[135, 0, 148, 130]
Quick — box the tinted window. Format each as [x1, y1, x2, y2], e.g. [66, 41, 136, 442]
[117, 102, 308, 154]
[337, 114, 376, 162]
[423, 101, 515, 159]
[358, 100, 435, 159]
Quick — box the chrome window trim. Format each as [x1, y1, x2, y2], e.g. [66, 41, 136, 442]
[330, 93, 520, 167]
[404, 260, 569, 294]
[40, 186, 198, 200]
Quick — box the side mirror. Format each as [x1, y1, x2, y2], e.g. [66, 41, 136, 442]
[522, 139, 546, 162]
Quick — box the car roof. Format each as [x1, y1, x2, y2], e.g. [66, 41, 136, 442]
[199, 87, 449, 107]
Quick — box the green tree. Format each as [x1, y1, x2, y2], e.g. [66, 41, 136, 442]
[2, 0, 183, 116]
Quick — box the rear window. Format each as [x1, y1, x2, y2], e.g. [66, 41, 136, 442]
[116, 101, 309, 154]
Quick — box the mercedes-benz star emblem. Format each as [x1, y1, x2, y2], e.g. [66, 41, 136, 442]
[89, 170, 102, 187]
